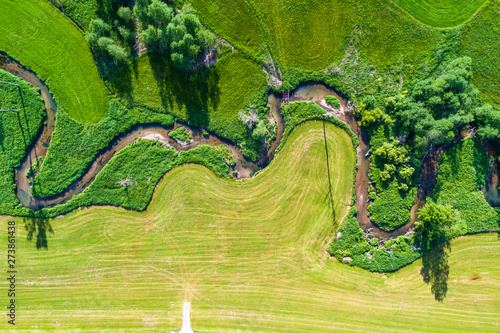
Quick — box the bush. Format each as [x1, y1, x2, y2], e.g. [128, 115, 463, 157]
[169, 127, 193, 142]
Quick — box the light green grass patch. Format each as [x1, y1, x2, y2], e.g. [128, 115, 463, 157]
[1, 122, 499, 331]
[390, 0, 488, 28]
[181, 0, 268, 61]
[0, 0, 109, 123]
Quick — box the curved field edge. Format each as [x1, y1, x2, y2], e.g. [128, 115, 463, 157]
[0, 0, 109, 123]
[0, 206, 498, 329]
[28, 51, 269, 199]
[32, 115, 355, 218]
[388, 0, 489, 28]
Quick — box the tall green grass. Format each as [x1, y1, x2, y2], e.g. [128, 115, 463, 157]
[0, 70, 45, 215]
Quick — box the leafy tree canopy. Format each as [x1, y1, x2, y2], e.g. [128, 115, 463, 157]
[135, 0, 216, 70]
[415, 203, 458, 250]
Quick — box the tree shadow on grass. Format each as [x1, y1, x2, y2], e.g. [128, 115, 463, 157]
[421, 242, 450, 302]
[24, 217, 53, 250]
[149, 53, 219, 129]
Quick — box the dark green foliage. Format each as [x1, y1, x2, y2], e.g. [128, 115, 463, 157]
[363, 118, 418, 230]
[325, 95, 341, 109]
[414, 204, 459, 250]
[393, 57, 496, 150]
[474, 104, 500, 141]
[430, 137, 499, 233]
[168, 127, 192, 142]
[0, 70, 45, 215]
[44, 140, 235, 215]
[73, 0, 137, 78]
[31, 99, 175, 198]
[136, 0, 215, 70]
[86, 18, 129, 64]
[356, 103, 392, 128]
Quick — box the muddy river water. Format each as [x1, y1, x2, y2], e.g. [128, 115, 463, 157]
[1, 55, 498, 240]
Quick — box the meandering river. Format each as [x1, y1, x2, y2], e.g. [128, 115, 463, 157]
[1, 54, 498, 240]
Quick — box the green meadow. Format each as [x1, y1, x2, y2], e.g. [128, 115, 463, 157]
[1, 122, 499, 332]
[0, 0, 109, 123]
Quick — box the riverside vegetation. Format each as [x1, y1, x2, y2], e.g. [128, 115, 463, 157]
[0, 123, 498, 331]
[0, 0, 499, 277]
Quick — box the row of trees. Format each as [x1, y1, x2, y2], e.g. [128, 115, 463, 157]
[85, 0, 216, 72]
[134, 0, 215, 70]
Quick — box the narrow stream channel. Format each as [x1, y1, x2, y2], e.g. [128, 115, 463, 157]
[1, 54, 497, 240]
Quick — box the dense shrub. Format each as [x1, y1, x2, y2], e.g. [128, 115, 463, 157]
[169, 127, 192, 142]
[325, 95, 341, 109]
[429, 138, 499, 233]
[367, 181, 417, 230]
[327, 207, 421, 272]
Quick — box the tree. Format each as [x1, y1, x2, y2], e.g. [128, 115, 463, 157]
[106, 44, 128, 63]
[148, 0, 173, 27]
[134, 0, 150, 28]
[117, 7, 134, 25]
[196, 27, 216, 49]
[415, 204, 458, 250]
[358, 105, 392, 127]
[252, 120, 267, 141]
[118, 26, 134, 43]
[89, 18, 111, 37]
[395, 57, 482, 149]
[474, 104, 500, 141]
[142, 25, 161, 50]
[135, 0, 215, 71]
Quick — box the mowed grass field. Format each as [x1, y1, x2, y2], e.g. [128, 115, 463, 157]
[390, 0, 488, 28]
[1, 122, 499, 332]
[0, 0, 109, 123]
[460, 0, 500, 104]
